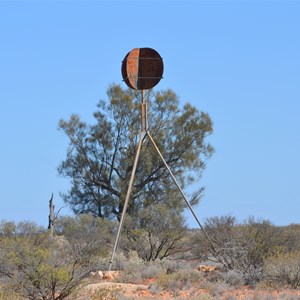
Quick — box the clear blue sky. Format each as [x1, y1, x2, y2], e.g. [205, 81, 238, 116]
[0, 1, 299, 228]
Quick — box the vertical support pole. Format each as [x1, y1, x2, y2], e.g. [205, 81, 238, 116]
[109, 132, 144, 271]
[141, 90, 147, 131]
[108, 90, 146, 271]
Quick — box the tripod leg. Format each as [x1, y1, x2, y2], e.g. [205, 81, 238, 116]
[108, 132, 144, 271]
[146, 131, 206, 231]
[147, 131, 216, 252]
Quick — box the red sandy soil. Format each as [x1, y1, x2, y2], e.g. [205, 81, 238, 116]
[73, 278, 300, 300]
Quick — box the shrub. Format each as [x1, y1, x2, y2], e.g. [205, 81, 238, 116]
[202, 280, 230, 297]
[114, 251, 145, 283]
[120, 204, 190, 262]
[264, 250, 300, 289]
[55, 214, 115, 258]
[90, 286, 123, 300]
[162, 259, 182, 274]
[279, 294, 299, 300]
[193, 216, 283, 285]
[140, 262, 164, 279]
[0, 287, 23, 300]
[197, 295, 214, 300]
[156, 269, 202, 291]
[0, 231, 93, 299]
[221, 270, 245, 287]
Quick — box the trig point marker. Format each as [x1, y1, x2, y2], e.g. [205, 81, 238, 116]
[108, 47, 210, 271]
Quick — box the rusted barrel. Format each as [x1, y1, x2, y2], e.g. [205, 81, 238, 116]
[121, 47, 163, 90]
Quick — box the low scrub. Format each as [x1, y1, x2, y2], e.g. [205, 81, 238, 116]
[90, 286, 123, 300]
[264, 250, 300, 289]
[0, 287, 23, 300]
[156, 269, 203, 291]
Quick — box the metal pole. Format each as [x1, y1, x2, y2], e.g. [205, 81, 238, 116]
[146, 131, 216, 250]
[108, 90, 147, 271]
[108, 131, 144, 271]
[141, 90, 147, 131]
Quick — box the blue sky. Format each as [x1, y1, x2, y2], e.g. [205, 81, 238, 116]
[0, 1, 299, 228]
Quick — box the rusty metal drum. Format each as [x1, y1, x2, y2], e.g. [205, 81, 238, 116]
[121, 48, 163, 90]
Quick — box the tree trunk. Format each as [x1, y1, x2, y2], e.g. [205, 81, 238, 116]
[48, 193, 55, 237]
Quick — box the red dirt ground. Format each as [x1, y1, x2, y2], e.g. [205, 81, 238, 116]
[74, 277, 300, 299]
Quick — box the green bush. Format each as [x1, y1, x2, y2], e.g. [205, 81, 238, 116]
[264, 250, 300, 289]
[156, 269, 202, 291]
[0, 287, 23, 300]
[221, 270, 245, 287]
[0, 229, 93, 299]
[193, 216, 285, 285]
[55, 214, 115, 258]
[140, 262, 164, 279]
[114, 251, 145, 283]
[90, 286, 123, 300]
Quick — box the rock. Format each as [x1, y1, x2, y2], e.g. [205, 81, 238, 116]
[102, 271, 120, 280]
[90, 270, 104, 280]
[196, 264, 219, 273]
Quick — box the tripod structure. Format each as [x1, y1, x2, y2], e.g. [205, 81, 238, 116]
[108, 89, 208, 271]
[108, 47, 214, 271]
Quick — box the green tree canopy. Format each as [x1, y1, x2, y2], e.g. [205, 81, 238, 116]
[58, 84, 213, 225]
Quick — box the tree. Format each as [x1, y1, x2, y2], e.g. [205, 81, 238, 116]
[48, 193, 56, 238]
[58, 84, 213, 226]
